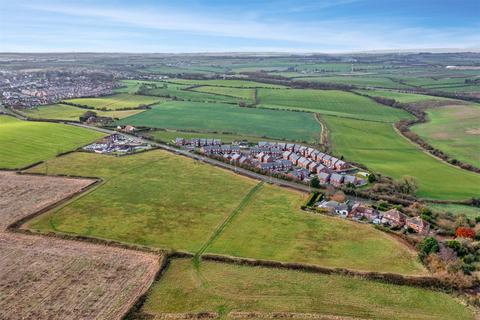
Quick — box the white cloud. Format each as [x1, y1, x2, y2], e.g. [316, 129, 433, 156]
[8, 2, 480, 52]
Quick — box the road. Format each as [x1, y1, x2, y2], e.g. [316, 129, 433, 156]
[69, 122, 318, 193]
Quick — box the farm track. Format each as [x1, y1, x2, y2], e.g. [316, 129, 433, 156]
[195, 182, 264, 257]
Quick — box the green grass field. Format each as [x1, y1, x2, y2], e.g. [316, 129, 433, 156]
[355, 89, 452, 104]
[208, 183, 425, 275]
[257, 88, 413, 122]
[115, 101, 321, 143]
[114, 80, 160, 94]
[292, 75, 412, 89]
[191, 85, 255, 102]
[144, 84, 239, 104]
[141, 259, 472, 320]
[164, 79, 287, 88]
[411, 104, 480, 166]
[148, 130, 282, 144]
[428, 203, 480, 219]
[323, 115, 480, 200]
[0, 116, 104, 169]
[26, 150, 423, 275]
[65, 93, 164, 110]
[17, 104, 144, 121]
[26, 150, 258, 252]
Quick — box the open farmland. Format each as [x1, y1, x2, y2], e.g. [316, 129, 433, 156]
[26, 150, 258, 253]
[139, 259, 472, 320]
[292, 75, 412, 89]
[0, 115, 104, 169]
[143, 83, 239, 103]
[355, 89, 453, 104]
[17, 103, 144, 121]
[164, 78, 287, 88]
[411, 104, 480, 166]
[65, 93, 163, 110]
[323, 115, 480, 200]
[257, 88, 413, 122]
[0, 171, 159, 320]
[0, 171, 95, 229]
[191, 85, 255, 102]
[115, 101, 321, 143]
[207, 183, 425, 275]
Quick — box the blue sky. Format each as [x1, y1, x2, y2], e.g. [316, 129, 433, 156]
[1, 0, 479, 52]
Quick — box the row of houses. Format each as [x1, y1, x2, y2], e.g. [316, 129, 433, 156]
[175, 137, 221, 147]
[318, 201, 430, 234]
[187, 138, 364, 188]
[258, 141, 349, 171]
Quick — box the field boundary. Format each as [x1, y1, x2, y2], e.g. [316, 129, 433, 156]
[195, 182, 264, 257]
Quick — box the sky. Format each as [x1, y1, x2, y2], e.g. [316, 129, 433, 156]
[1, 0, 479, 53]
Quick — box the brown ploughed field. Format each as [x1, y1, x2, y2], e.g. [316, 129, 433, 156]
[0, 171, 160, 320]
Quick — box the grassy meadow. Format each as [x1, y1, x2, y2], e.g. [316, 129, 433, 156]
[208, 183, 425, 275]
[292, 75, 412, 89]
[429, 203, 480, 219]
[323, 115, 480, 200]
[411, 104, 480, 166]
[115, 101, 321, 143]
[257, 88, 413, 122]
[141, 259, 472, 320]
[355, 89, 452, 104]
[0, 115, 104, 169]
[191, 85, 255, 102]
[144, 84, 239, 103]
[65, 93, 163, 110]
[164, 78, 287, 88]
[26, 150, 257, 252]
[17, 103, 144, 121]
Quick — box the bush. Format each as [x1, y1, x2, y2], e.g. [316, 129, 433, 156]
[418, 237, 439, 258]
[456, 227, 476, 239]
[367, 173, 377, 183]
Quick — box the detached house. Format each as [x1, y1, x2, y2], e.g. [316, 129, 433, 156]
[318, 201, 349, 217]
[334, 160, 348, 170]
[330, 173, 344, 187]
[382, 208, 407, 227]
[350, 203, 379, 222]
[175, 137, 185, 146]
[316, 164, 328, 174]
[322, 155, 332, 166]
[405, 217, 430, 234]
[318, 172, 330, 184]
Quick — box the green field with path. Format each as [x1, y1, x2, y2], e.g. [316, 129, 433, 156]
[208, 183, 425, 275]
[26, 150, 257, 252]
[115, 101, 321, 143]
[65, 93, 163, 110]
[0, 116, 104, 169]
[411, 104, 480, 166]
[257, 88, 413, 122]
[164, 78, 287, 88]
[141, 259, 472, 320]
[323, 115, 480, 200]
[191, 85, 255, 102]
